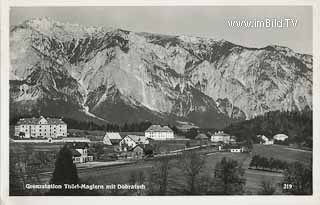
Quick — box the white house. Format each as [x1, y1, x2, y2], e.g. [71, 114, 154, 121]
[257, 135, 274, 145]
[229, 145, 245, 153]
[119, 135, 149, 151]
[145, 125, 174, 140]
[15, 116, 67, 139]
[273, 134, 289, 141]
[211, 131, 231, 143]
[67, 142, 93, 163]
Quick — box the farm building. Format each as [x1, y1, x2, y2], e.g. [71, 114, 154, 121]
[195, 133, 209, 141]
[257, 135, 274, 145]
[119, 135, 149, 151]
[14, 116, 67, 139]
[211, 131, 231, 143]
[104, 132, 122, 145]
[273, 134, 289, 141]
[129, 145, 145, 160]
[66, 142, 93, 163]
[145, 125, 174, 140]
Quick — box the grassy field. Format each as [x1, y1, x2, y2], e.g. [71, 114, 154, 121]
[252, 144, 312, 165]
[10, 141, 312, 195]
[10, 142, 64, 153]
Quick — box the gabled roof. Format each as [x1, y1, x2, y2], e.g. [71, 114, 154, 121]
[145, 125, 173, 132]
[105, 132, 122, 140]
[66, 142, 89, 149]
[16, 116, 66, 125]
[125, 135, 148, 143]
[273, 134, 289, 139]
[195, 133, 209, 140]
[70, 149, 81, 157]
[103, 136, 112, 145]
[129, 144, 145, 152]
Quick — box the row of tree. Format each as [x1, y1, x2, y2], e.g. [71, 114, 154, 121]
[249, 155, 289, 171]
[225, 110, 312, 148]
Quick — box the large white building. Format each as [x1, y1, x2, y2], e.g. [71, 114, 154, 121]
[211, 131, 231, 143]
[145, 125, 174, 140]
[14, 116, 67, 138]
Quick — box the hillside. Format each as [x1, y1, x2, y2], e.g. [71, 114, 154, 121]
[10, 18, 312, 128]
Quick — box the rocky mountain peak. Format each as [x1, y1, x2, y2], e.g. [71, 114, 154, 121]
[9, 18, 312, 128]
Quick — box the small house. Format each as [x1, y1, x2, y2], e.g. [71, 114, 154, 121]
[130, 145, 145, 160]
[257, 135, 274, 145]
[119, 135, 149, 151]
[66, 142, 94, 163]
[228, 145, 245, 153]
[195, 133, 209, 141]
[273, 134, 289, 141]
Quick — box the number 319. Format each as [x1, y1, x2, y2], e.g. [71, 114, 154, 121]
[283, 184, 293, 189]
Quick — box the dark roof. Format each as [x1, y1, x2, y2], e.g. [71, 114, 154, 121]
[132, 144, 145, 151]
[195, 133, 209, 140]
[145, 125, 173, 132]
[16, 116, 66, 125]
[70, 149, 81, 157]
[66, 142, 89, 149]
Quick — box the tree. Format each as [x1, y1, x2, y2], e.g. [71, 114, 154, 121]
[128, 171, 146, 196]
[179, 151, 205, 194]
[258, 180, 276, 195]
[148, 157, 171, 195]
[9, 161, 25, 195]
[249, 155, 260, 169]
[213, 157, 246, 195]
[47, 145, 80, 195]
[282, 162, 312, 195]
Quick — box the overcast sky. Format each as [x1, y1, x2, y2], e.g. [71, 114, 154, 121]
[10, 6, 313, 54]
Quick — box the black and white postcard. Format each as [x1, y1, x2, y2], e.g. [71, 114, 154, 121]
[1, 0, 319, 204]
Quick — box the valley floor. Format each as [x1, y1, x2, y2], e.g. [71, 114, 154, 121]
[10, 143, 312, 195]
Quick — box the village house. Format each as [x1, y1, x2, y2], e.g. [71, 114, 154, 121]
[129, 145, 145, 160]
[228, 145, 245, 153]
[14, 116, 67, 139]
[104, 132, 122, 145]
[257, 135, 274, 145]
[145, 125, 174, 140]
[119, 135, 149, 151]
[211, 131, 231, 144]
[66, 142, 93, 163]
[195, 133, 209, 145]
[273, 134, 289, 141]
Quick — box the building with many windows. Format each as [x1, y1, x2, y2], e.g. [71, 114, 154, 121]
[211, 131, 231, 143]
[145, 125, 174, 140]
[14, 116, 67, 138]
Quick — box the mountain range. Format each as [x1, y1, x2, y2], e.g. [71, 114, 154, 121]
[9, 18, 313, 128]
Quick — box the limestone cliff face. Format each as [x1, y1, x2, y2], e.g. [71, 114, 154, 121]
[9, 18, 312, 128]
